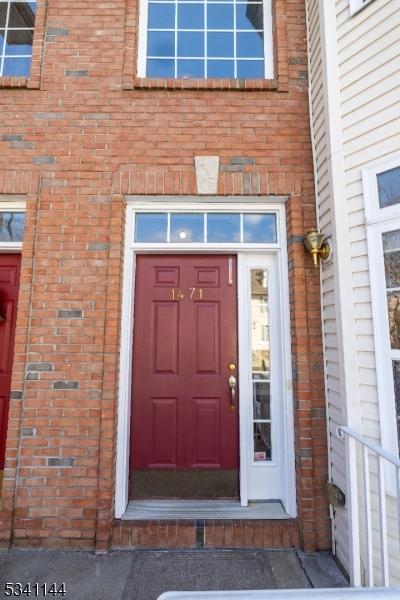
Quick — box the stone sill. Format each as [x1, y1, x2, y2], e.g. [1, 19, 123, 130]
[130, 77, 280, 92]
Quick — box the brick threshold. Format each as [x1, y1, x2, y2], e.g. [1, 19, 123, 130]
[111, 518, 300, 549]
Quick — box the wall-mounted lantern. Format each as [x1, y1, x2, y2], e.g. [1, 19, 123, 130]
[304, 229, 331, 267]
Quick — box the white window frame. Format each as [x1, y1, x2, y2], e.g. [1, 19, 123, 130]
[363, 156, 400, 465]
[115, 197, 296, 519]
[0, 196, 26, 252]
[0, 0, 36, 78]
[349, 0, 374, 17]
[137, 0, 274, 79]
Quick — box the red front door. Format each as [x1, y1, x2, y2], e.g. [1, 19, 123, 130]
[130, 255, 239, 497]
[0, 254, 21, 470]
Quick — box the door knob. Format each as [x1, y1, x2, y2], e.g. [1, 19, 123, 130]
[228, 375, 237, 412]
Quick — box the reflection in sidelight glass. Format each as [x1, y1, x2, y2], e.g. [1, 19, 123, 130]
[253, 422, 271, 461]
[0, 212, 25, 242]
[392, 361, 400, 455]
[377, 167, 400, 209]
[383, 230, 400, 350]
[250, 268, 271, 462]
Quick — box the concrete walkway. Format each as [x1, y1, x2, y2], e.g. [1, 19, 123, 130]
[0, 549, 348, 600]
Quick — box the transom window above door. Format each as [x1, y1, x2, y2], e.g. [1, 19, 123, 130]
[0, 1, 36, 76]
[138, 0, 273, 79]
[134, 212, 277, 243]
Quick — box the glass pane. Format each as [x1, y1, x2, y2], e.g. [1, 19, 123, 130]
[178, 4, 204, 29]
[0, 212, 25, 242]
[392, 361, 400, 455]
[178, 59, 204, 78]
[377, 167, 400, 209]
[0, 6, 7, 28]
[3, 55, 31, 75]
[253, 381, 270, 420]
[148, 3, 175, 29]
[387, 291, 400, 350]
[147, 58, 174, 78]
[207, 5, 234, 29]
[170, 213, 204, 242]
[243, 214, 277, 243]
[236, 4, 263, 29]
[251, 269, 269, 375]
[207, 213, 240, 243]
[383, 229, 400, 252]
[237, 59, 264, 78]
[237, 31, 264, 58]
[384, 250, 400, 288]
[135, 213, 168, 243]
[178, 31, 204, 57]
[253, 423, 271, 462]
[207, 32, 233, 57]
[9, 2, 36, 27]
[147, 31, 174, 57]
[0, 30, 4, 54]
[207, 59, 234, 78]
[5, 29, 33, 55]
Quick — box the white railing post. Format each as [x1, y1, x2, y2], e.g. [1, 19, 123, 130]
[397, 466, 400, 555]
[347, 434, 362, 587]
[362, 445, 373, 587]
[378, 456, 389, 586]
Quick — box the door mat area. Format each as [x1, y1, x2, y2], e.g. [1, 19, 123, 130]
[122, 550, 287, 600]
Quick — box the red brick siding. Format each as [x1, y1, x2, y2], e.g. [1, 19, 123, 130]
[0, 0, 330, 552]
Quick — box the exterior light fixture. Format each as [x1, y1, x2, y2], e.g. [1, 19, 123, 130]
[304, 229, 331, 267]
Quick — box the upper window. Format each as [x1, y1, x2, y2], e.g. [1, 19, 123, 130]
[0, 1, 36, 77]
[138, 0, 273, 79]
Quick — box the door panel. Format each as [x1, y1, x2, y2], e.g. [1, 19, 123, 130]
[130, 254, 238, 496]
[0, 254, 21, 470]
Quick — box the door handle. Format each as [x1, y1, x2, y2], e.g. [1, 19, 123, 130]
[228, 375, 237, 412]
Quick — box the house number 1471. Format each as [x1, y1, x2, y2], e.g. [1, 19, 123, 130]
[171, 288, 203, 301]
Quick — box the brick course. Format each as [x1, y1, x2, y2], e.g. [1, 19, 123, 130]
[0, 0, 330, 552]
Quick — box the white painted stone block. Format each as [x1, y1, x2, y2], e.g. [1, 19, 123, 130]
[194, 156, 220, 194]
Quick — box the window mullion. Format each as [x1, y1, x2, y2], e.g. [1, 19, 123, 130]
[174, 0, 178, 77]
[233, 0, 237, 78]
[204, 0, 207, 78]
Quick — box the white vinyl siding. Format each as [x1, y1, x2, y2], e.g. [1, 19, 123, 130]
[307, 0, 400, 584]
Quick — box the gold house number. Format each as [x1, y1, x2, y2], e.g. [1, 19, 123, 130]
[171, 287, 204, 301]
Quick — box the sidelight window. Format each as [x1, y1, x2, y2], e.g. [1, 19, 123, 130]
[0, 1, 36, 76]
[250, 268, 271, 462]
[139, 0, 273, 79]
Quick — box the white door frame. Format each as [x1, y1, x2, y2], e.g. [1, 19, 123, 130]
[115, 197, 296, 518]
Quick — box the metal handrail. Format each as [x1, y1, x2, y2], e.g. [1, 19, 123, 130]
[337, 425, 400, 588]
[337, 427, 400, 468]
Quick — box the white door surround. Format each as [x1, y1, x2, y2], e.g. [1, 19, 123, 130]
[115, 197, 296, 519]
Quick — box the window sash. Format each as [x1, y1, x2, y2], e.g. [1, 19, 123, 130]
[137, 0, 274, 79]
[365, 159, 400, 461]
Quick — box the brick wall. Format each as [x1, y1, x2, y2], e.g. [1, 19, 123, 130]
[0, 0, 330, 551]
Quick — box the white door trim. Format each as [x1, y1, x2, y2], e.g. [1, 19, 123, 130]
[115, 198, 296, 518]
